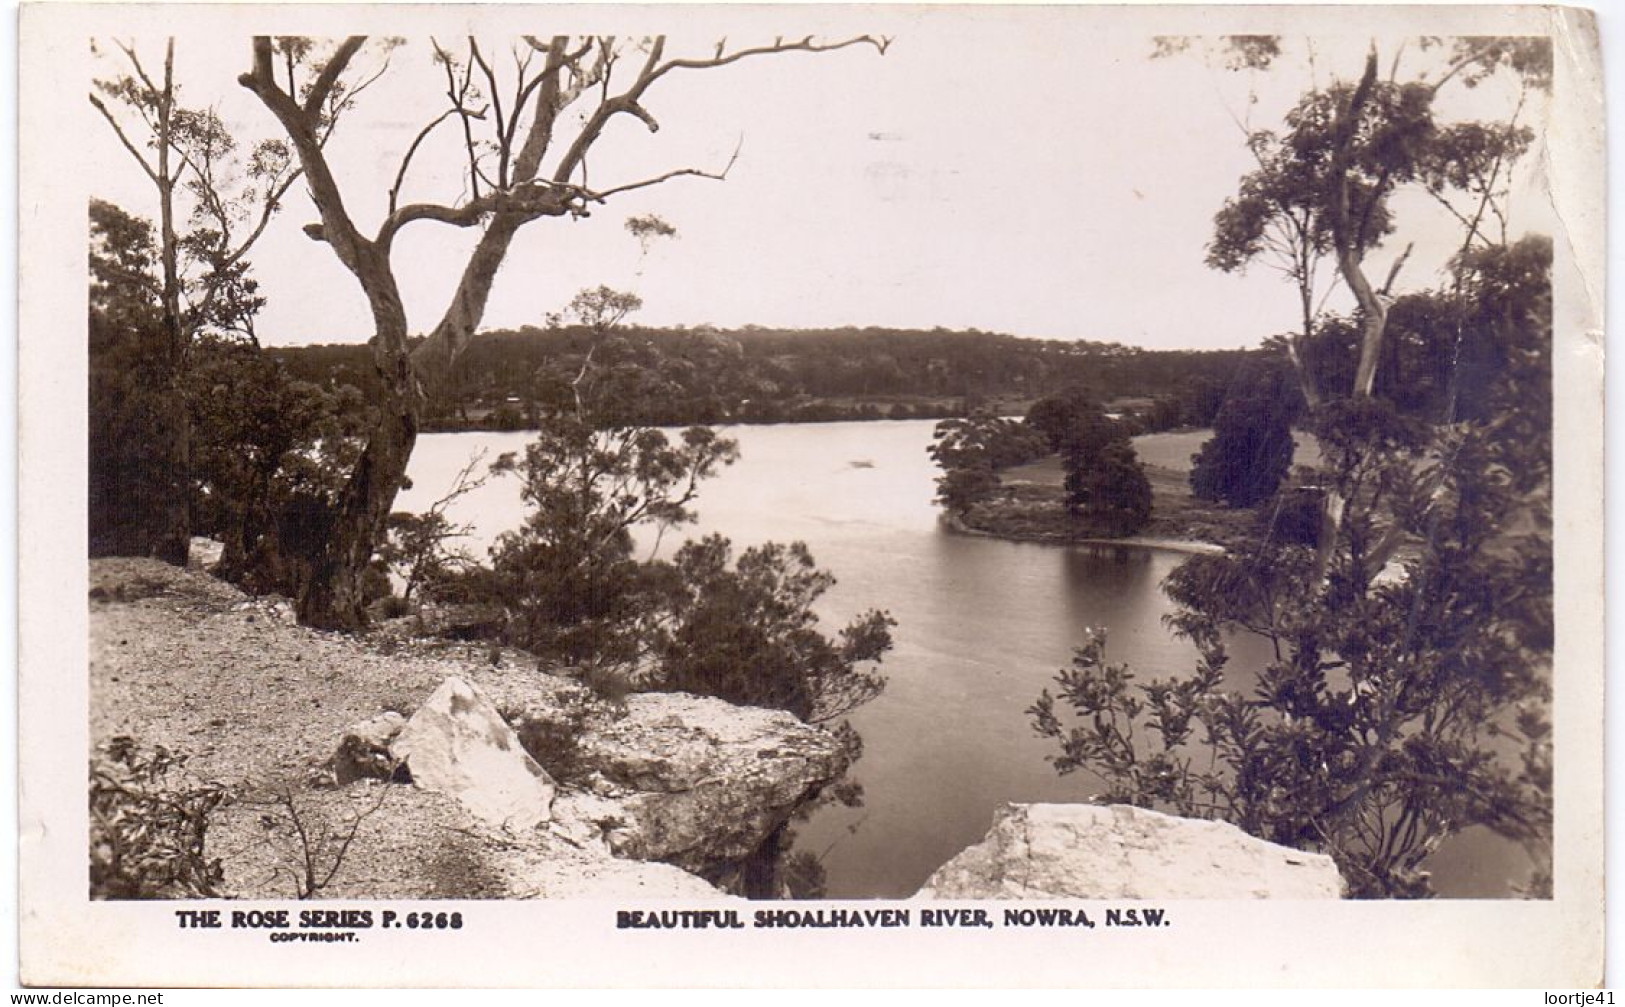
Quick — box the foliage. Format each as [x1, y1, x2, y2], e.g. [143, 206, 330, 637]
[1032, 237, 1553, 898]
[280, 326, 1264, 433]
[89, 38, 299, 564]
[1064, 440, 1153, 537]
[88, 200, 189, 562]
[1024, 386, 1101, 452]
[1054, 400, 1152, 536]
[228, 34, 888, 628]
[1189, 359, 1301, 508]
[641, 534, 895, 724]
[90, 737, 225, 899]
[185, 334, 371, 595]
[1207, 46, 1542, 283]
[926, 413, 1049, 513]
[489, 417, 739, 666]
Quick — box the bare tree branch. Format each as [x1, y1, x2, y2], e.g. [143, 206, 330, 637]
[388, 108, 462, 214]
[303, 36, 367, 116]
[1379, 242, 1414, 297]
[88, 93, 160, 183]
[649, 33, 890, 82]
[585, 137, 742, 202]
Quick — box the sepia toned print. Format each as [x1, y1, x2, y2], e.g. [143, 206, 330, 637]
[22, 3, 1605, 987]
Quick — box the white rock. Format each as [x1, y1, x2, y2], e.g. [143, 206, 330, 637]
[393, 676, 556, 829]
[187, 537, 224, 571]
[917, 803, 1343, 900]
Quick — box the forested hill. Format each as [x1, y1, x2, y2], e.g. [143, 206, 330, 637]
[271, 325, 1260, 431]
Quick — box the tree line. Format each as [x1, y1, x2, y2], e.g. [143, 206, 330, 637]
[268, 324, 1261, 431]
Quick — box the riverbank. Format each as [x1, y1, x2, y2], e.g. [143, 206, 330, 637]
[942, 510, 1226, 555]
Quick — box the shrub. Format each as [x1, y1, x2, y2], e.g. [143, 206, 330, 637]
[642, 535, 894, 724]
[90, 737, 225, 899]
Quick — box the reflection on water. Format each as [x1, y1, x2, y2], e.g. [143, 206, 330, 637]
[404, 420, 1531, 899]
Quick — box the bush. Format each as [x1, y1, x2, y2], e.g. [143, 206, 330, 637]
[90, 737, 225, 899]
[642, 535, 895, 724]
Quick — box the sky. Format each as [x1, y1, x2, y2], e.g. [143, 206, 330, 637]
[84, 9, 1556, 352]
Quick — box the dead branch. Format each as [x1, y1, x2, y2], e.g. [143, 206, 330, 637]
[388, 108, 465, 214]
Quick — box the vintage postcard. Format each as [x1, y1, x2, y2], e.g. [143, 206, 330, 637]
[18, 2, 1606, 987]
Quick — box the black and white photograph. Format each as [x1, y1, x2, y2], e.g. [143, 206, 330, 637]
[18, 2, 1606, 988]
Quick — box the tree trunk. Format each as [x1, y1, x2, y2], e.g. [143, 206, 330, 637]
[295, 245, 422, 629]
[296, 399, 418, 629]
[143, 44, 192, 568]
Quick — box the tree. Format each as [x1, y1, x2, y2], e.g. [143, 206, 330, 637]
[1024, 385, 1099, 452]
[89, 200, 184, 559]
[1189, 357, 1300, 508]
[237, 33, 889, 629]
[1034, 379, 1551, 895]
[926, 413, 1049, 514]
[1056, 402, 1151, 536]
[489, 419, 738, 665]
[1196, 35, 1549, 573]
[642, 534, 894, 725]
[91, 39, 300, 564]
[1033, 119, 1555, 897]
[484, 285, 740, 664]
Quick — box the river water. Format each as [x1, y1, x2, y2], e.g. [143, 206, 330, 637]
[400, 420, 1529, 899]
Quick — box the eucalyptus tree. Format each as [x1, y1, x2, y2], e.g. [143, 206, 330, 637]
[1033, 36, 1557, 897]
[89, 39, 301, 563]
[237, 34, 890, 628]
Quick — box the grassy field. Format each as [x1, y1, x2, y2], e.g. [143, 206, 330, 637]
[1003, 429, 1322, 487]
[963, 429, 1321, 548]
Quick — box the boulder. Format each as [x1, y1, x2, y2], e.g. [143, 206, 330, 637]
[917, 803, 1344, 900]
[556, 692, 850, 876]
[187, 537, 224, 571]
[392, 676, 557, 829]
[332, 711, 407, 784]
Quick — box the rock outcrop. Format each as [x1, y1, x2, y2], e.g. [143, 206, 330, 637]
[362, 674, 849, 891]
[917, 803, 1344, 900]
[392, 676, 557, 829]
[548, 692, 850, 880]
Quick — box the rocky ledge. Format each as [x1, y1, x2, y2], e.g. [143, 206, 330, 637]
[916, 803, 1344, 900]
[90, 557, 847, 900]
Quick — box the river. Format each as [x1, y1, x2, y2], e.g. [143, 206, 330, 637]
[399, 419, 1530, 899]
